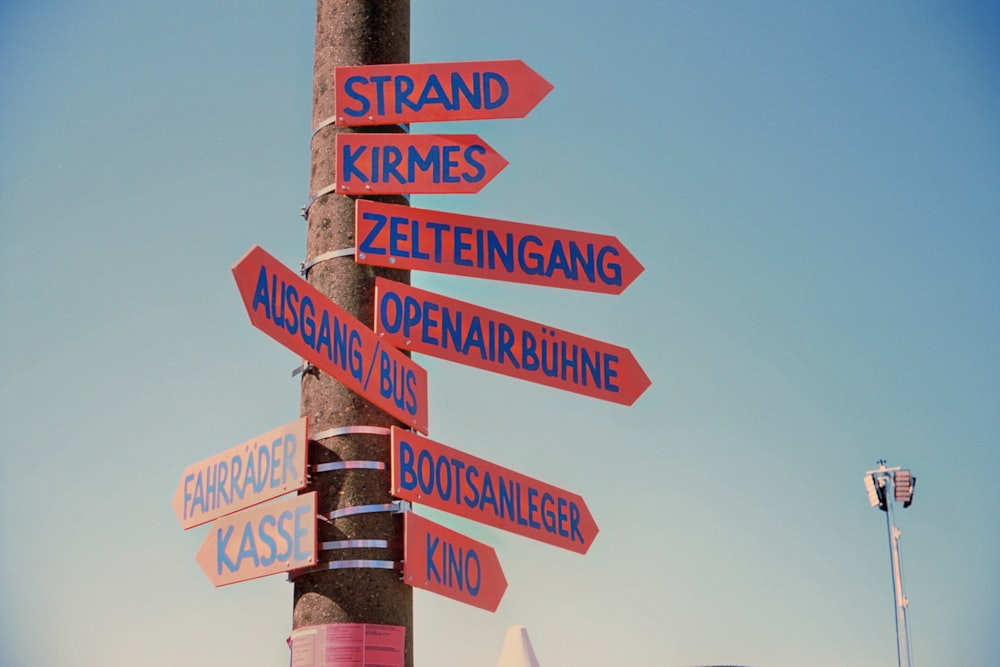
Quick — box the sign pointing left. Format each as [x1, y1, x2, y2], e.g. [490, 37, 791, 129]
[232, 245, 429, 434]
[195, 492, 317, 587]
[172, 417, 308, 530]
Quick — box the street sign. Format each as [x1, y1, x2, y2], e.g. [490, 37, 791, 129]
[232, 245, 429, 434]
[403, 512, 507, 612]
[335, 59, 553, 126]
[355, 200, 644, 294]
[374, 278, 651, 405]
[195, 492, 317, 587]
[172, 417, 308, 530]
[335, 133, 507, 195]
[391, 427, 598, 554]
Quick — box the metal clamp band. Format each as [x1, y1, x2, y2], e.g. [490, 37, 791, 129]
[320, 539, 400, 551]
[300, 248, 356, 276]
[327, 501, 405, 521]
[289, 559, 402, 580]
[312, 460, 386, 473]
[311, 115, 338, 138]
[292, 362, 316, 378]
[300, 183, 339, 219]
[311, 425, 391, 440]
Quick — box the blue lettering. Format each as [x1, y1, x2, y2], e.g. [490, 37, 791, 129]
[379, 290, 402, 334]
[381, 145, 405, 184]
[421, 301, 440, 346]
[349, 329, 364, 383]
[340, 143, 368, 183]
[408, 145, 439, 183]
[570, 502, 584, 544]
[556, 497, 569, 538]
[597, 245, 623, 286]
[417, 73, 450, 110]
[451, 71, 481, 110]
[441, 145, 461, 183]
[183, 473, 195, 520]
[370, 75, 391, 115]
[216, 525, 237, 574]
[388, 215, 410, 257]
[394, 75, 417, 113]
[359, 212, 388, 256]
[527, 487, 541, 529]
[235, 522, 259, 569]
[258, 515, 277, 566]
[604, 353, 620, 392]
[399, 440, 417, 491]
[275, 510, 293, 562]
[282, 434, 298, 485]
[519, 235, 545, 275]
[435, 453, 453, 502]
[464, 464, 480, 508]
[229, 454, 244, 502]
[454, 226, 474, 267]
[405, 368, 418, 416]
[252, 266, 271, 319]
[255, 445, 270, 494]
[417, 449, 434, 495]
[217, 460, 230, 506]
[300, 296, 316, 348]
[483, 71, 509, 109]
[465, 548, 482, 596]
[269, 438, 282, 488]
[293, 504, 312, 561]
[341, 75, 370, 117]
[425, 533, 441, 583]
[462, 144, 487, 183]
[480, 471, 498, 515]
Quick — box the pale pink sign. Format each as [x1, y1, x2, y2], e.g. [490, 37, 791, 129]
[289, 624, 405, 667]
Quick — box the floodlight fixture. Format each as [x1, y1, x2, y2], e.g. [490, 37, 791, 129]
[863, 460, 916, 667]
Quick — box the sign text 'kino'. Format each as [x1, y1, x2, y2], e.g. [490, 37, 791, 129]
[403, 511, 507, 612]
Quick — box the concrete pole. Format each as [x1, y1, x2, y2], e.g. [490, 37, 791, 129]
[294, 1, 413, 665]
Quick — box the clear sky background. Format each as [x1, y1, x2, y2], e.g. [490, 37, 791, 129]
[1, 2, 997, 666]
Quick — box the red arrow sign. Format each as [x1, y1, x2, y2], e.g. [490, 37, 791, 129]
[195, 492, 317, 587]
[355, 200, 644, 294]
[232, 245, 429, 434]
[391, 427, 598, 554]
[374, 278, 651, 405]
[335, 133, 507, 195]
[335, 60, 553, 126]
[172, 418, 308, 530]
[403, 512, 507, 612]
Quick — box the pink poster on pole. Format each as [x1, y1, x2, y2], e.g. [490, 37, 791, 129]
[289, 624, 405, 667]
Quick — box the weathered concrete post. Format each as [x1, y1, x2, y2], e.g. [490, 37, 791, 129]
[294, 1, 413, 664]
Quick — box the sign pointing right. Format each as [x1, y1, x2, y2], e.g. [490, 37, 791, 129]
[391, 427, 599, 554]
[335, 59, 553, 126]
[403, 512, 507, 613]
[355, 200, 644, 294]
[375, 278, 651, 406]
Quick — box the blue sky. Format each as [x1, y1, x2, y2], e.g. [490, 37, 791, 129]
[1, 2, 997, 666]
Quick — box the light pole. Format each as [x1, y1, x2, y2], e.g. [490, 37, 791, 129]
[863, 460, 916, 667]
